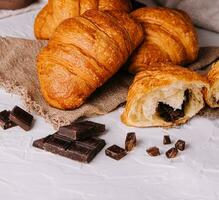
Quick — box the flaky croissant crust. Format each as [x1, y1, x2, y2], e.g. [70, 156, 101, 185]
[34, 0, 132, 40]
[204, 61, 219, 108]
[121, 63, 209, 127]
[37, 10, 143, 110]
[129, 7, 199, 74]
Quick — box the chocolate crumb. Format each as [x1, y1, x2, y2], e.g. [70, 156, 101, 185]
[163, 135, 171, 145]
[166, 147, 178, 159]
[125, 132, 137, 151]
[146, 147, 160, 157]
[175, 140, 186, 151]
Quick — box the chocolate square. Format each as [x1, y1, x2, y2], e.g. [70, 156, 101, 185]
[58, 121, 105, 140]
[0, 110, 16, 130]
[146, 147, 160, 157]
[105, 145, 127, 160]
[9, 106, 33, 131]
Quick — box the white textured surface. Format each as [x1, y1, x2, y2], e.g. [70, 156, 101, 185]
[0, 4, 219, 200]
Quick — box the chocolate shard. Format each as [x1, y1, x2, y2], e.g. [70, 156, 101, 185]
[33, 134, 106, 163]
[146, 147, 160, 157]
[175, 140, 186, 151]
[163, 135, 171, 145]
[58, 121, 105, 141]
[105, 145, 127, 160]
[9, 106, 34, 131]
[166, 147, 178, 159]
[125, 132, 137, 151]
[0, 110, 17, 130]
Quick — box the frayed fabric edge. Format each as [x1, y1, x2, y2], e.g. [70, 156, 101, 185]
[0, 76, 71, 129]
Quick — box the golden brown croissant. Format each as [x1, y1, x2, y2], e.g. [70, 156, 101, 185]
[128, 7, 199, 74]
[34, 0, 132, 40]
[204, 61, 219, 108]
[121, 63, 209, 127]
[37, 10, 144, 110]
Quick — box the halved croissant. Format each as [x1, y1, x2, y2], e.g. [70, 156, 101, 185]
[34, 0, 132, 40]
[129, 7, 199, 74]
[121, 63, 209, 127]
[37, 10, 143, 110]
[204, 61, 219, 108]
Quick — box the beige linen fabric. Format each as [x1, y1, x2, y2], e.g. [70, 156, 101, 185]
[0, 37, 218, 128]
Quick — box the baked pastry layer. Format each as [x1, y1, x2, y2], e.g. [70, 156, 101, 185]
[129, 7, 198, 74]
[121, 63, 209, 127]
[37, 10, 143, 110]
[204, 61, 219, 108]
[34, 0, 132, 40]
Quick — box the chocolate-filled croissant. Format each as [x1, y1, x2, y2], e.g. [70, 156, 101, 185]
[37, 10, 143, 110]
[121, 63, 209, 127]
[204, 61, 219, 108]
[34, 0, 132, 40]
[128, 7, 198, 74]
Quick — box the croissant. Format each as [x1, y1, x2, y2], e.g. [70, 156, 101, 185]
[204, 61, 219, 108]
[121, 63, 209, 127]
[128, 7, 199, 74]
[37, 10, 144, 110]
[34, 0, 132, 40]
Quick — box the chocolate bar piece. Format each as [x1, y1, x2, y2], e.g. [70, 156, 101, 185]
[0, 110, 16, 130]
[175, 140, 186, 151]
[146, 147, 160, 157]
[105, 145, 127, 160]
[58, 121, 105, 141]
[125, 132, 137, 151]
[33, 134, 106, 163]
[9, 106, 34, 131]
[166, 147, 178, 159]
[0, 0, 36, 10]
[163, 135, 171, 145]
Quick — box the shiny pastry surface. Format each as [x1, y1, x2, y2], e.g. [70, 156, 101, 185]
[34, 0, 132, 40]
[121, 63, 209, 127]
[37, 10, 143, 110]
[129, 7, 199, 74]
[204, 61, 219, 108]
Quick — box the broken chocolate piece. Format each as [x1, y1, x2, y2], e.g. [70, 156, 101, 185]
[163, 135, 171, 145]
[166, 147, 178, 158]
[146, 147, 160, 157]
[58, 121, 105, 141]
[0, 0, 36, 10]
[175, 140, 186, 151]
[33, 134, 106, 163]
[0, 110, 16, 130]
[125, 132, 137, 151]
[105, 145, 127, 160]
[157, 90, 190, 122]
[9, 106, 34, 131]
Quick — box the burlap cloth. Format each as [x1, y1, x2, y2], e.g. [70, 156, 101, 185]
[0, 37, 218, 128]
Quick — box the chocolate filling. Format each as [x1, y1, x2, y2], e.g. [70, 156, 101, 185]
[157, 90, 190, 122]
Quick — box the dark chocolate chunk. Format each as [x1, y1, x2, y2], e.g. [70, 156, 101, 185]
[175, 140, 186, 151]
[131, 0, 145, 10]
[9, 106, 34, 131]
[0, 0, 36, 10]
[166, 147, 178, 159]
[58, 121, 105, 141]
[163, 135, 171, 145]
[0, 110, 16, 130]
[33, 134, 106, 163]
[105, 145, 127, 160]
[146, 147, 160, 157]
[157, 90, 190, 122]
[125, 132, 137, 151]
